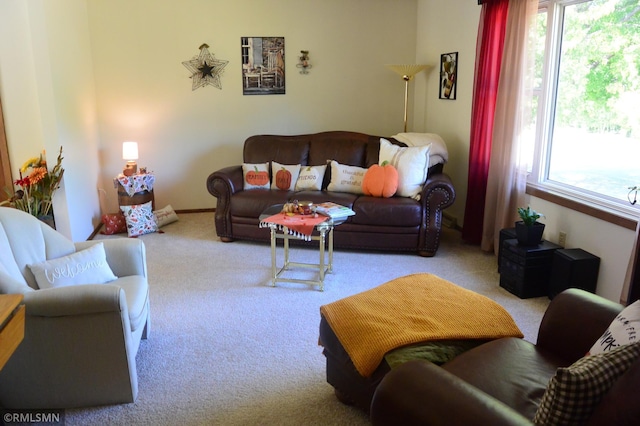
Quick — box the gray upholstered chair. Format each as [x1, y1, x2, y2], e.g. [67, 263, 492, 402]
[0, 207, 150, 409]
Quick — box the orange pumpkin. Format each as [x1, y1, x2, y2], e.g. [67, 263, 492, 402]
[362, 161, 398, 198]
[246, 166, 270, 186]
[275, 167, 292, 190]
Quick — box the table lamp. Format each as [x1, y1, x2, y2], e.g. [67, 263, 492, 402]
[386, 64, 429, 132]
[122, 141, 139, 176]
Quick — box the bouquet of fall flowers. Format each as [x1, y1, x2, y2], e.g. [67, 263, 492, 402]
[1, 147, 64, 217]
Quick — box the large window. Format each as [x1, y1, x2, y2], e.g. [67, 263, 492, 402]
[528, 0, 640, 219]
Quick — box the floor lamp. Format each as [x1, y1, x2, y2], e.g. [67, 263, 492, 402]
[386, 64, 428, 132]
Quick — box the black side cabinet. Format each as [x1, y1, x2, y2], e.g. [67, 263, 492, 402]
[548, 248, 600, 299]
[500, 239, 562, 299]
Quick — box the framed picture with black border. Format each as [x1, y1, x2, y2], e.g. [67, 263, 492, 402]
[439, 52, 458, 100]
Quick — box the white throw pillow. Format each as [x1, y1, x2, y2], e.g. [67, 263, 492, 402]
[379, 138, 431, 199]
[326, 160, 367, 194]
[28, 242, 117, 289]
[295, 165, 327, 191]
[120, 201, 158, 237]
[271, 162, 301, 191]
[589, 300, 640, 355]
[154, 204, 179, 228]
[242, 162, 270, 190]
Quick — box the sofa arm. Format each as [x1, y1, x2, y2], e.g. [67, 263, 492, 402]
[371, 360, 532, 426]
[537, 288, 623, 363]
[418, 172, 456, 257]
[75, 238, 147, 278]
[22, 284, 127, 317]
[206, 165, 244, 240]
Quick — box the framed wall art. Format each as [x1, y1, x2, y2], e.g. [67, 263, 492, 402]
[439, 52, 458, 100]
[241, 37, 285, 95]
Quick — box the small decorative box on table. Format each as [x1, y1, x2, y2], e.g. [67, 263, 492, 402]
[115, 173, 155, 210]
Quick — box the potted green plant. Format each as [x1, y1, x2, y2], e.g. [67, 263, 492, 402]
[515, 206, 545, 246]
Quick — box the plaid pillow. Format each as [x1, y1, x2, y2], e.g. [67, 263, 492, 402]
[533, 342, 640, 425]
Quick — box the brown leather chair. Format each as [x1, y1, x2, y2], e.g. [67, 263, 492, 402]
[370, 289, 639, 425]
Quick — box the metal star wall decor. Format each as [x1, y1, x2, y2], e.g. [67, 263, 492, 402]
[182, 44, 229, 91]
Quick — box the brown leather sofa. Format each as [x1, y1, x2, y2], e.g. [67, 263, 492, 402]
[368, 289, 639, 425]
[206, 131, 455, 256]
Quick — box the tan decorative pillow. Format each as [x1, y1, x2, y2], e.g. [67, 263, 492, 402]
[271, 162, 301, 191]
[326, 160, 367, 194]
[154, 204, 179, 228]
[242, 162, 270, 190]
[379, 138, 431, 199]
[295, 165, 326, 191]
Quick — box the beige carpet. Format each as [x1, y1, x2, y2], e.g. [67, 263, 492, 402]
[66, 212, 549, 425]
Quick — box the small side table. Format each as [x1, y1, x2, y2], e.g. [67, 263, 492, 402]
[115, 173, 155, 210]
[259, 205, 348, 291]
[499, 239, 562, 299]
[0, 294, 25, 371]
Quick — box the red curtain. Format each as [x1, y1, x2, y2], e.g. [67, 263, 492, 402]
[461, 0, 510, 244]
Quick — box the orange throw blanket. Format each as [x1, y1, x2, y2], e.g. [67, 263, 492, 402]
[320, 273, 523, 377]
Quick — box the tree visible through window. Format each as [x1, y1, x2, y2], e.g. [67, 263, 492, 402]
[529, 0, 640, 209]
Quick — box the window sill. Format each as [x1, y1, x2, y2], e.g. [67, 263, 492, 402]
[526, 183, 638, 231]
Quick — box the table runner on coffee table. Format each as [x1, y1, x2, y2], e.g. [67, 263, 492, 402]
[259, 213, 327, 241]
[319, 273, 523, 377]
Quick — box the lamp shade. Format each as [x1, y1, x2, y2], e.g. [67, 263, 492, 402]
[386, 64, 429, 80]
[122, 142, 139, 160]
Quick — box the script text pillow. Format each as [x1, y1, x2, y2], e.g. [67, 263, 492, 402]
[271, 162, 301, 191]
[326, 160, 367, 194]
[242, 162, 270, 190]
[533, 342, 640, 426]
[154, 204, 179, 228]
[28, 242, 117, 289]
[101, 212, 127, 235]
[295, 165, 327, 191]
[120, 201, 158, 237]
[589, 300, 640, 355]
[379, 138, 431, 199]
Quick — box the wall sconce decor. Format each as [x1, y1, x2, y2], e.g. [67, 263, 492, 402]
[122, 141, 139, 176]
[386, 64, 430, 132]
[297, 50, 311, 74]
[182, 43, 229, 91]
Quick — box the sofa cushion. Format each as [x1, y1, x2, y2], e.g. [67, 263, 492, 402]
[588, 299, 640, 355]
[230, 189, 292, 218]
[28, 242, 118, 289]
[327, 160, 367, 194]
[351, 196, 422, 227]
[443, 338, 564, 420]
[242, 162, 271, 190]
[533, 342, 640, 426]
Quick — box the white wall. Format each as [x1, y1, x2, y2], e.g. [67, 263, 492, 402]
[0, 0, 101, 241]
[528, 197, 634, 302]
[416, 0, 480, 226]
[86, 0, 419, 213]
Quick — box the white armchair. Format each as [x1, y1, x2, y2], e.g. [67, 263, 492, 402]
[0, 207, 150, 409]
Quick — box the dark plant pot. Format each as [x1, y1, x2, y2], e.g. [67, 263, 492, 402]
[515, 221, 545, 246]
